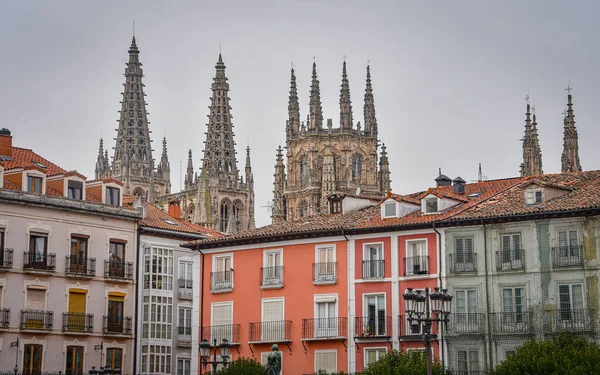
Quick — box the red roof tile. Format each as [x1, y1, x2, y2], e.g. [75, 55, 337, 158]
[4, 147, 72, 177]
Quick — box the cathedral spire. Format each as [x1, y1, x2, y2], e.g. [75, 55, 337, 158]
[202, 53, 239, 178]
[272, 145, 286, 224]
[308, 61, 323, 131]
[378, 143, 391, 192]
[95, 138, 107, 179]
[339, 60, 354, 130]
[363, 64, 377, 137]
[531, 110, 543, 175]
[287, 67, 300, 138]
[185, 149, 194, 191]
[561, 91, 582, 172]
[521, 101, 542, 177]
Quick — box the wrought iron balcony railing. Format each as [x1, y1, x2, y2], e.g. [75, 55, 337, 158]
[178, 278, 193, 297]
[495, 250, 525, 272]
[177, 325, 192, 344]
[447, 313, 485, 335]
[552, 246, 584, 268]
[362, 260, 384, 279]
[249, 320, 292, 343]
[0, 248, 13, 269]
[302, 317, 347, 339]
[23, 252, 56, 271]
[398, 314, 431, 338]
[201, 323, 241, 344]
[102, 315, 132, 335]
[261, 266, 284, 288]
[490, 312, 534, 335]
[313, 262, 337, 284]
[448, 253, 477, 274]
[354, 316, 392, 338]
[62, 313, 93, 333]
[0, 308, 9, 327]
[20, 309, 53, 330]
[211, 271, 233, 291]
[544, 309, 594, 332]
[65, 256, 95, 277]
[404, 256, 429, 276]
[103, 260, 133, 280]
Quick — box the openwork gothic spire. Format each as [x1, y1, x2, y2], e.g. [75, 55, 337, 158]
[95, 138, 107, 179]
[339, 61, 353, 130]
[308, 61, 323, 131]
[287, 68, 300, 138]
[561, 92, 582, 172]
[363, 65, 377, 137]
[272, 145, 286, 224]
[521, 102, 543, 177]
[185, 149, 195, 191]
[378, 143, 391, 192]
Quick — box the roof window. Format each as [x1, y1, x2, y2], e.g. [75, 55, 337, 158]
[425, 198, 438, 214]
[383, 202, 397, 218]
[162, 219, 179, 226]
[525, 189, 543, 205]
[33, 162, 46, 169]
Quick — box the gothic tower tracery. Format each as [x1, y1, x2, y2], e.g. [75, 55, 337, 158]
[561, 93, 582, 173]
[520, 102, 543, 177]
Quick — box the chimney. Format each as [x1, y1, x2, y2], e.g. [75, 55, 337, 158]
[453, 176, 466, 194]
[435, 168, 452, 187]
[168, 198, 181, 220]
[0, 128, 13, 160]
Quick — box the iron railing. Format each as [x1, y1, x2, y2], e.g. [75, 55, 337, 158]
[260, 266, 284, 287]
[447, 313, 485, 335]
[20, 309, 53, 330]
[0, 308, 9, 327]
[404, 256, 429, 276]
[313, 262, 337, 283]
[544, 309, 594, 332]
[178, 278, 193, 296]
[249, 320, 292, 342]
[23, 252, 56, 271]
[102, 315, 132, 335]
[490, 312, 534, 335]
[362, 260, 384, 279]
[201, 324, 241, 344]
[177, 325, 192, 343]
[448, 253, 477, 273]
[551, 246, 584, 268]
[103, 260, 133, 280]
[302, 317, 347, 339]
[65, 256, 95, 277]
[62, 313, 93, 333]
[210, 271, 233, 291]
[398, 314, 429, 337]
[354, 316, 392, 338]
[0, 248, 13, 269]
[495, 250, 525, 271]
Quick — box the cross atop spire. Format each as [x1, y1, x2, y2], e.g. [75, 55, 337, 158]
[566, 81, 572, 95]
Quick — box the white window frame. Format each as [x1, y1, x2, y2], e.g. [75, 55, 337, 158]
[210, 301, 234, 342]
[176, 358, 191, 375]
[501, 286, 526, 324]
[382, 201, 397, 218]
[500, 233, 523, 270]
[405, 239, 428, 276]
[424, 197, 439, 214]
[558, 282, 585, 320]
[363, 292, 387, 336]
[364, 347, 387, 367]
[456, 348, 481, 374]
[525, 188, 543, 205]
[314, 349, 337, 373]
[313, 294, 339, 338]
[315, 245, 336, 284]
[262, 249, 283, 288]
[454, 289, 479, 333]
[23, 170, 46, 194]
[212, 253, 233, 291]
[363, 242, 384, 279]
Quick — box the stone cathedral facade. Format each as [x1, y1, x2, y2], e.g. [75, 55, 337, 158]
[95, 36, 171, 199]
[155, 54, 255, 234]
[272, 62, 391, 224]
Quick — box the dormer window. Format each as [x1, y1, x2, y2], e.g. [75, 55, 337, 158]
[27, 175, 43, 194]
[330, 198, 342, 214]
[525, 189, 543, 205]
[383, 202, 397, 218]
[106, 186, 120, 206]
[425, 198, 438, 213]
[67, 180, 83, 200]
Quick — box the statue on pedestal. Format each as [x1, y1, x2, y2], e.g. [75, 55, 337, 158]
[265, 344, 281, 375]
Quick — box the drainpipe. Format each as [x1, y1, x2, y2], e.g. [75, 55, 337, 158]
[482, 221, 493, 370]
[199, 248, 205, 375]
[432, 222, 444, 366]
[133, 227, 141, 375]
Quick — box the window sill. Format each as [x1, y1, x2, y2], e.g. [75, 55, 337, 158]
[260, 284, 283, 290]
[211, 288, 233, 294]
[313, 279, 337, 286]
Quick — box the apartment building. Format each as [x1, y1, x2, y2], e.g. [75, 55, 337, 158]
[0, 129, 141, 374]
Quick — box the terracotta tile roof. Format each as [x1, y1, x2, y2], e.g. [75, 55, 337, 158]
[3, 180, 19, 191]
[385, 193, 420, 205]
[329, 192, 384, 201]
[4, 147, 72, 177]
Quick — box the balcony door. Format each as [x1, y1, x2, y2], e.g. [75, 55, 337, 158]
[559, 284, 584, 325]
[107, 295, 124, 333]
[262, 298, 284, 342]
[109, 241, 125, 277]
[558, 230, 581, 265]
[501, 234, 522, 269]
[315, 300, 337, 338]
[65, 346, 84, 375]
[70, 237, 88, 273]
[68, 290, 87, 331]
[408, 241, 426, 275]
[317, 247, 335, 281]
[264, 251, 282, 283]
[29, 233, 47, 268]
[455, 290, 478, 333]
[105, 348, 122, 371]
[23, 344, 43, 375]
[455, 237, 474, 271]
[502, 287, 526, 325]
[365, 295, 385, 336]
[211, 302, 233, 342]
[365, 245, 383, 278]
[215, 256, 232, 286]
[25, 288, 46, 329]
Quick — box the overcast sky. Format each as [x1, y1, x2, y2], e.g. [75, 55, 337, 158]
[1, 0, 599, 227]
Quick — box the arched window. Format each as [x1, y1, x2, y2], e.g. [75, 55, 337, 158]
[220, 202, 229, 232]
[352, 154, 363, 183]
[132, 187, 146, 199]
[299, 201, 308, 218]
[300, 157, 310, 187]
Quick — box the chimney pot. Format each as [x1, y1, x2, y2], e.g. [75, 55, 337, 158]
[168, 198, 181, 220]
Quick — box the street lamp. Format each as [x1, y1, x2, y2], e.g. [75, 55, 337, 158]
[403, 287, 453, 375]
[199, 338, 231, 374]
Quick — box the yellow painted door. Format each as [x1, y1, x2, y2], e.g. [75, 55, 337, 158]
[68, 291, 86, 330]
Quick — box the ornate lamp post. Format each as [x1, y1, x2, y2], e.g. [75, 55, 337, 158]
[89, 366, 121, 375]
[403, 287, 453, 375]
[199, 338, 231, 374]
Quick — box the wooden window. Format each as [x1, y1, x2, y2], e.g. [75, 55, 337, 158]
[29, 233, 47, 266]
[109, 241, 125, 261]
[65, 346, 84, 375]
[27, 175, 43, 194]
[105, 348, 123, 371]
[70, 236, 88, 272]
[23, 344, 43, 375]
[107, 295, 124, 332]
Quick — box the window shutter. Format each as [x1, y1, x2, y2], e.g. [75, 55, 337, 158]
[68, 291, 87, 313]
[315, 351, 337, 372]
[212, 304, 232, 326]
[262, 300, 283, 321]
[0, 286, 3, 307]
[26, 289, 46, 310]
[572, 284, 584, 310]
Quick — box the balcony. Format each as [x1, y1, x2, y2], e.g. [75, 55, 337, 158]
[102, 315, 132, 335]
[178, 278, 193, 298]
[544, 309, 594, 333]
[23, 252, 56, 272]
[65, 256, 96, 277]
[202, 324, 241, 344]
[103, 260, 133, 281]
[446, 313, 485, 336]
[62, 313, 94, 333]
[20, 310, 53, 330]
[302, 317, 347, 340]
[398, 314, 428, 340]
[0, 308, 9, 328]
[0, 248, 13, 269]
[404, 256, 429, 276]
[249, 320, 292, 343]
[177, 325, 192, 346]
[211, 271, 233, 292]
[552, 246, 584, 268]
[260, 266, 284, 289]
[448, 253, 477, 274]
[496, 250, 525, 272]
[490, 312, 534, 335]
[354, 316, 392, 339]
[313, 262, 337, 285]
[362, 260, 384, 279]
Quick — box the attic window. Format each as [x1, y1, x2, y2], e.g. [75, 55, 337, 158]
[425, 198, 438, 214]
[330, 198, 342, 214]
[383, 202, 397, 218]
[525, 189, 543, 205]
[33, 162, 46, 169]
[162, 219, 179, 226]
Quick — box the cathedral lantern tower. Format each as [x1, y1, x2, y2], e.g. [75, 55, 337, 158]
[272, 61, 390, 223]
